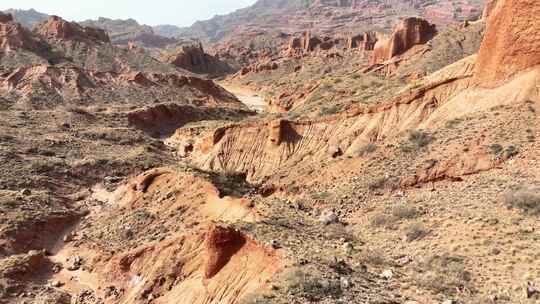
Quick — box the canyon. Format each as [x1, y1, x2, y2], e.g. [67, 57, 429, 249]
[0, 0, 539, 304]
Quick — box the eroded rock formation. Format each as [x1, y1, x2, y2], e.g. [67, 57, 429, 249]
[474, 0, 540, 86]
[204, 225, 246, 280]
[0, 12, 41, 52]
[163, 43, 231, 75]
[347, 31, 378, 51]
[35, 15, 110, 43]
[371, 17, 436, 65]
[286, 31, 324, 56]
[0, 64, 244, 109]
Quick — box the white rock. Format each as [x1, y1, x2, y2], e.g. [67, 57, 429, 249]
[340, 277, 351, 289]
[380, 269, 393, 280]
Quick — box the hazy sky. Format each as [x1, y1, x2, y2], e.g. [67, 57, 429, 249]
[0, 0, 257, 26]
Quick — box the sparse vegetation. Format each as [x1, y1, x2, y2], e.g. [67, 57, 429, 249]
[391, 204, 419, 220]
[285, 270, 343, 301]
[370, 214, 395, 228]
[311, 191, 331, 200]
[504, 185, 540, 215]
[405, 222, 429, 241]
[399, 130, 433, 152]
[352, 143, 377, 156]
[356, 247, 387, 266]
[413, 254, 472, 295]
[489, 144, 519, 158]
[368, 176, 400, 191]
[319, 105, 340, 116]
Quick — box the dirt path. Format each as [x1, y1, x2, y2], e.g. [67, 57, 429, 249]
[219, 82, 267, 113]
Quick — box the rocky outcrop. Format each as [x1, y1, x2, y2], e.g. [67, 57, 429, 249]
[370, 17, 436, 65]
[286, 32, 324, 56]
[164, 43, 231, 75]
[170, 56, 479, 181]
[58, 168, 280, 304]
[0, 13, 41, 52]
[0, 12, 13, 23]
[239, 61, 278, 76]
[347, 31, 378, 51]
[204, 225, 246, 280]
[474, 0, 540, 86]
[127, 103, 253, 137]
[35, 16, 110, 43]
[3, 9, 49, 29]
[179, 0, 484, 46]
[481, 0, 498, 20]
[172, 52, 539, 184]
[0, 64, 244, 109]
[81, 17, 178, 48]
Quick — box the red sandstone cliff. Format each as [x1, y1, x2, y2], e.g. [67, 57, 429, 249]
[370, 17, 436, 65]
[35, 16, 110, 43]
[474, 0, 540, 86]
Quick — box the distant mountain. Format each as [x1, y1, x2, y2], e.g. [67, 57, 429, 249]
[153, 24, 183, 38]
[178, 0, 485, 44]
[80, 17, 178, 49]
[3, 8, 49, 28]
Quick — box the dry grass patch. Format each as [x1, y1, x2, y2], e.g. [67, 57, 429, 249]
[504, 185, 540, 215]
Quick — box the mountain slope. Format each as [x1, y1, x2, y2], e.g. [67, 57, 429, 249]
[2, 8, 49, 28]
[179, 0, 485, 44]
[80, 17, 179, 49]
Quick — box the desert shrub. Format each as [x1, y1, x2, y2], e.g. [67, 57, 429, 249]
[392, 204, 419, 220]
[371, 204, 419, 229]
[399, 130, 433, 152]
[370, 214, 396, 228]
[356, 247, 387, 266]
[409, 131, 433, 147]
[286, 270, 342, 301]
[353, 143, 377, 156]
[29, 158, 66, 174]
[504, 185, 540, 215]
[414, 254, 472, 295]
[64, 105, 93, 117]
[323, 223, 356, 242]
[242, 294, 275, 304]
[445, 118, 463, 128]
[319, 105, 340, 116]
[368, 176, 400, 191]
[489, 144, 518, 158]
[311, 191, 331, 200]
[488, 143, 503, 155]
[405, 223, 429, 241]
